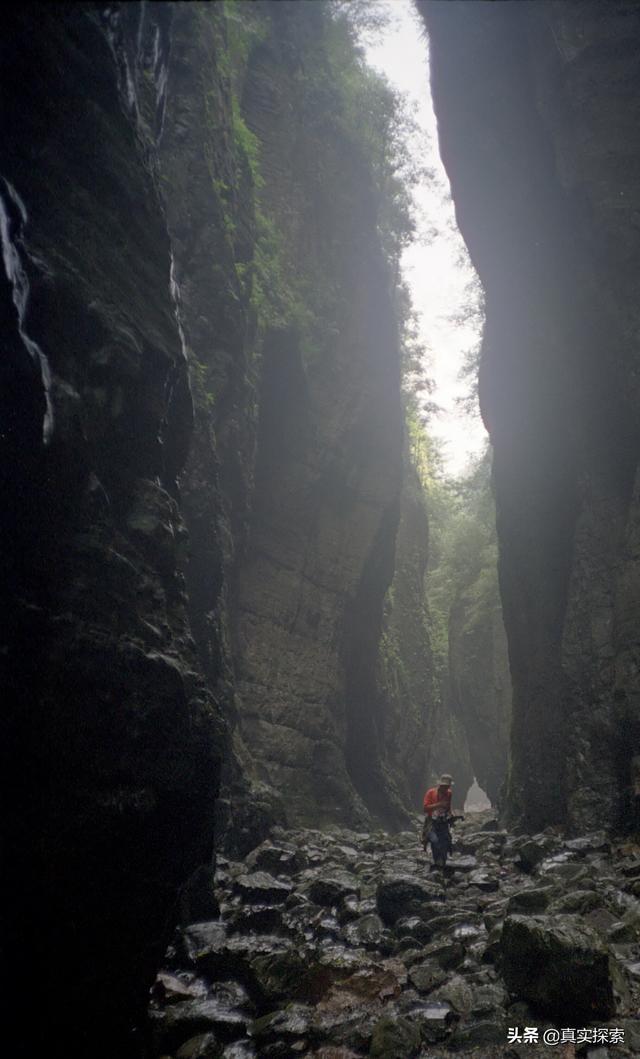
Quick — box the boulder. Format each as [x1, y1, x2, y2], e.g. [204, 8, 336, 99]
[152, 997, 247, 1054]
[399, 1000, 453, 1043]
[245, 844, 308, 876]
[565, 832, 611, 855]
[250, 1003, 313, 1044]
[450, 1018, 504, 1050]
[227, 905, 283, 934]
[430, 973, 474, 1014]
[550, 890, 603, 915]
[308, 874, 360, 907]
[468, 871, 499, 893]
[501, 914, 622, 1020]
[368, 1015, 421, 1058]
[506, 887, 554, 914]
[176, 1035, 222, 1059]
[420, 938, 465, 970]
[407, 961, 447, 994]
[375, 876, 442, 926]
[342, 914, 388, 950]
[394, 915, 433, 944]
[512, 838, 551, 872]
[233, 873, 293, 905]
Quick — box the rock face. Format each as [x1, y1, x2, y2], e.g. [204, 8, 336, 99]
[229, 3, 404, 828]
[0, 3, 435, 1054]
[1, 6, 223, 1056]
[376, 459, 474, 816]
[421, 0, 640, 832]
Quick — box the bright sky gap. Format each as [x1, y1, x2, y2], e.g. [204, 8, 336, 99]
[361, 0, 487, 475]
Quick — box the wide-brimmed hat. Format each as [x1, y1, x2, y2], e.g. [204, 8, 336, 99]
[437, 774, 454, 786]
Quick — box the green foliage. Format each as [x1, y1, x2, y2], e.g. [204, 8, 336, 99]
[324, 7, 430, 270]
[423, 442, 500, 679]
[451, 274, 485, 417]
[224, 0, 269, 93]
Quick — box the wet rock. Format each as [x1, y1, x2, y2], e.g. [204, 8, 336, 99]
[220, 1044, 256, 1059]
[400, 1000, 453, 1042]
[431, 973, 474, 1014]
[153, 973, 208, 1005]
[375, 876, 442, 925]
[447, 856, 478, 873]
[512, 837, 552, 873]
[506, 887, 553, 914]
[468, 870, 499, 893]
[420, 938, 465, 970]
[549, 889, 603, 914]
[566, 832, 611, 855]
[184, 926, 290, 983]
[250, 1003, 313, 1044]
[480, 923, 503, 963]
[307, 874, 360, 907]
[176, 1035, 222, 1059]
[452, 922, 486, 942]
[310, 1050, 361, 1059]
[407, 961, 447, 994]
[234, 873, 293, 905]
[469, 981, 508, 1015]
[586, 907, 619, 935]
[368, 1015, 421, 1058]
[342, 914, 388, 950]
[152, 996, 248, 1054]
[450, 1017, 505, 1050]
[480, 818, 499, 832]
[537, 853, 583, 879]
[227, 905, 283, 935]
[501, 914, 621, 1020]
[182, 922, 227, 964]
[336, 895, 361, 925]
[424, 912, 469, 936]
[245, 844, 308, 876]
[394, 915, 433, 944]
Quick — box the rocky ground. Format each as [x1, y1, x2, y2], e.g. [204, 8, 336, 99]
[148, 811, 640, 1058]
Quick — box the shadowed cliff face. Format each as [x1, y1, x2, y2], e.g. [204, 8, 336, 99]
[0, 6, 224, 1055]
[421, 0, 640, 833]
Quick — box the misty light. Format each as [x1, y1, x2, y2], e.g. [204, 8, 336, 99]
[363, 0, 487, 475]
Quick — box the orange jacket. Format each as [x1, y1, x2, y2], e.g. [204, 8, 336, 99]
[423, 786, 452, 816]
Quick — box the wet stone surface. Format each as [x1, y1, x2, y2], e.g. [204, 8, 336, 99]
[149, 812, 640, 1057]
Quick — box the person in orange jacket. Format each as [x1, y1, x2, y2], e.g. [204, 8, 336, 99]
[422, 773, 455, 868]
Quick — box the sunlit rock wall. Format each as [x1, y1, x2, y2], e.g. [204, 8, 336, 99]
[232, 2, 405, 827]
[422, 0, 640, 832]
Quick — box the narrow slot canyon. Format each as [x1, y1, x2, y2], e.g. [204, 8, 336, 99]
[3, 3, 640, 1058]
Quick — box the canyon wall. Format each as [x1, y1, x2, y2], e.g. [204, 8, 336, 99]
[422, 0, 640, 833]
[1, 6, 224, 1054]
[376, 456, 475, 810]
[0, 3, 431, 1052]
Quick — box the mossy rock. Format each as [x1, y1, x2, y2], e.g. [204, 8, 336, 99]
[369, 1016, 421, 1058]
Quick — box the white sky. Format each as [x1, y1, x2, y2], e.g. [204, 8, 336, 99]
[362, 0, 487, 475]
